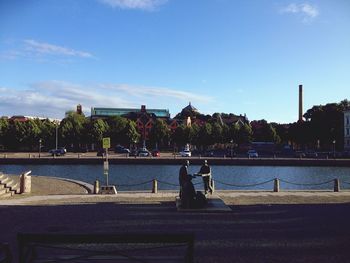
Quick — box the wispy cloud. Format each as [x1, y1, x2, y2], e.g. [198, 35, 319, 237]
[24, 39, 93, 58]
[98, 0, 168, 10]
[0, 39, 94, 61]
[102, 83, 213, 103]
[280, 3, 319, 22]
[0, 81, 214, 118]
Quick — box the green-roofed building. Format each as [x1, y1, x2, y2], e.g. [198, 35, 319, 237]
[91, 105, 170, 119]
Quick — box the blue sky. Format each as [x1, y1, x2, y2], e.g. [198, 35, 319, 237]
[0, 0, 349, 123]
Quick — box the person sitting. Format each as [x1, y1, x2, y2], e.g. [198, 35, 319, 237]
[179, 160, 191, 198]
[179, 160, 207, 209]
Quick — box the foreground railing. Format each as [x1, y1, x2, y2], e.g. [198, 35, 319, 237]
[94, 178, 350, 193]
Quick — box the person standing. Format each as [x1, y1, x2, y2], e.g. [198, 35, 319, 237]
[198, 160, 213, 194]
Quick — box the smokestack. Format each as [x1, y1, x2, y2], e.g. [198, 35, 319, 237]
[299, 84, 303, 122]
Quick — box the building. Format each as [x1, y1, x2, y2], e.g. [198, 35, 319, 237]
[344, 110, 350, 151]
[91, 105, 171, 141]
[91, 106, 170, 119]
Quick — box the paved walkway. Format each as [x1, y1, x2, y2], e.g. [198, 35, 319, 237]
[2, 176, 350, 262]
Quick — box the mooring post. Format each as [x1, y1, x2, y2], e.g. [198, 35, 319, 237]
[334, 178, 340, 192]
[273, 178, 280, 192]
[152, 179, 158, 194]
[211, 179, 215, 193]
[94, 180, 100, 194]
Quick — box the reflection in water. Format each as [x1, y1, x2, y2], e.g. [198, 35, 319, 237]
[1, 164, 350, 191]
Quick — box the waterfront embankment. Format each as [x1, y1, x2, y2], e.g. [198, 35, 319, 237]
[1, 155, 350, 166]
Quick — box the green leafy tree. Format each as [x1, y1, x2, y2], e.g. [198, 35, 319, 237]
[60, 112, 87, 150]
[149, 119, 171, 148]
[251, 120, 281, 143]
[228, 123, 240, 144]
[107, 116, 140, 147]
[171, 125, 185, 148]
[0, 118, 9, 150]
[238, 123, 253, 145]
[211, 122, 223, 144]
[88, 119, 109, 146]
[125, 120, 140, 146]
[37, 119, 57, 150]
[197, 123, 213, 149]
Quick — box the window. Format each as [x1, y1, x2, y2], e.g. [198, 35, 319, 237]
[347, 116, 350, 125]
[347, 128, 350, 136]
[348, 139, 350, 146]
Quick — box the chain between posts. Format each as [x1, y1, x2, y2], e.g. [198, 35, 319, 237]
[215, 178, 275, 188]
[279, 178, 335, 186]
[117, 180, 153, 187]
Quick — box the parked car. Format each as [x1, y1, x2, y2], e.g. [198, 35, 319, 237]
[115, 145, 130, 154]
[138, 148, 150, 157]
[247, 150, 258, 158]
[49, 147, 66, 156]
[179, 149, 191, 157]
[152, 149, 160, 157]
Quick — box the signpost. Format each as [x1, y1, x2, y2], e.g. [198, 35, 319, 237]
[102, 137, 110, 186]
[100, 137, 117, 194]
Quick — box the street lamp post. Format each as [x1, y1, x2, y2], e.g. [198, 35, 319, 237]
[333, 140, 336, 158]
[230, 139, 233, 158]
[39, 139, 42, 158]
[55, 124, 58, 150]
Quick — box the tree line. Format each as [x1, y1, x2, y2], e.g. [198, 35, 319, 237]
[0, 100, 349, 152]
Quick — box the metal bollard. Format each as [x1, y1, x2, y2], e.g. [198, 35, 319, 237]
[334, 178, 340, 192]
[152, 179, 158, 194]
[211, 179, 215, 193]
[94, 180, 100, 194]
[273, 178, 280, 192]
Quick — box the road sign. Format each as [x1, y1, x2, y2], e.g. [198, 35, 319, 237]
[102, 137, 110, 149]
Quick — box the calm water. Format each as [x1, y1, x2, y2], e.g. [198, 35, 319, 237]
[1, 164, 350, 191]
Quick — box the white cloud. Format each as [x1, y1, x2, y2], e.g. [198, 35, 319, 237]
[0, 81, 214, 119]
[0, 39, 94, 62]
[24, 39, 93, 58]
[281, 3, 319, 22]
[102, 83, 213, 103]
[98, 0, 167, 10]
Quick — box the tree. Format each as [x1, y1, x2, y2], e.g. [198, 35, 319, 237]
[171, 126, 185, 148]
[106, 116, 140, 147]
[88, 119, 109, 146]
[125, 120, 140, 146]
[238, 123, 253, 145]
[197, 123, 213, 149]
[0, 118, 9, 150]
[211, 122, 223, 144]
[60, 112, 87, 150]
[149, 119, 170, 148]
[302, 102, 346, 150]
[251, 120, 280, 143]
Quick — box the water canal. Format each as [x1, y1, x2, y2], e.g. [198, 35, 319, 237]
[2, 164, 350, 191]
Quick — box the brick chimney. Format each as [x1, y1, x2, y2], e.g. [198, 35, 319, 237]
[299, 85, 303, 122]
